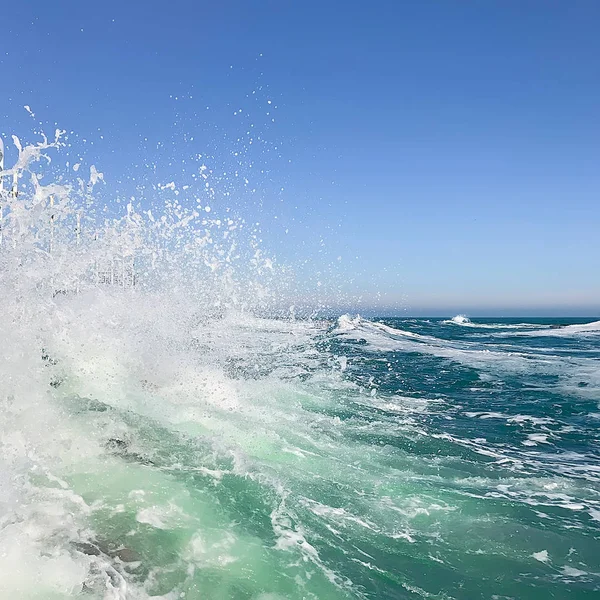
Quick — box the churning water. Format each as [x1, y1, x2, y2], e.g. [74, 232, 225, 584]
[0, 134, 599, 599]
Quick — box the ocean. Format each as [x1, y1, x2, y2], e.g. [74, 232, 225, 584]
[1, 137, 599, 600]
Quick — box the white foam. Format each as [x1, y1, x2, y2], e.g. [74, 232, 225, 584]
[522, 434, 551, 446]
[502, 320, 600, 338]
[562, 320, 600, 332]
[445, 314, 471, 325]
[444, 317, 549, 330]
[561, 565, 588, 577]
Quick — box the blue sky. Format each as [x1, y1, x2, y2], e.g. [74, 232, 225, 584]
[1, 1, 599, 315]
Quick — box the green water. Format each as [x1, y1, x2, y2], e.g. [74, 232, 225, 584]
[2, 314, 600, 599]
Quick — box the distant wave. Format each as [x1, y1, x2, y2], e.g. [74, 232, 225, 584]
[443, 314, 471, 325]
[335, 315, 428, 341]
[507, 320, 600, 337]
[562, 320, 600, 332]
[443, 315, 550, 330]
[331, 315, 593, 381]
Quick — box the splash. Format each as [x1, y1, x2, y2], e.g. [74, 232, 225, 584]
[0, 131, 281, 309]
[0, 132, 303, 599]
[444, 314, 471, 325]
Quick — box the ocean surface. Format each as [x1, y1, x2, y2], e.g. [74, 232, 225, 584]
[4, 308, 600, 599]
[1, 138, 600, 600]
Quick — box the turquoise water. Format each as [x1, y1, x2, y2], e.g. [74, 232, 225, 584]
[4, 307, 599, 599]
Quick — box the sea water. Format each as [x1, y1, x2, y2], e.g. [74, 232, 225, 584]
[0, 135, 599, 599]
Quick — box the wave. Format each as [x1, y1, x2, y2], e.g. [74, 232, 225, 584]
[0, 132, 360, 599]
[498, 320, 600, 338]
[331, 315, 597, 383]
[2, 132, 599, 599]
[550, 320, 600, 333]
[443, 315, 551, 330]
[442, 314, 471, 325]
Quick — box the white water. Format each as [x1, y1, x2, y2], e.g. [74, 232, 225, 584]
[0, 132, 317, 599]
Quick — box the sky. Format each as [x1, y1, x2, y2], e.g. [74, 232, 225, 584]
[1, 1, 599, 315]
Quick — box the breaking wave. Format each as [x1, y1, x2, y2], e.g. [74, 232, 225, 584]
[1, 132, 599, 600]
